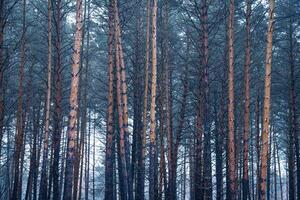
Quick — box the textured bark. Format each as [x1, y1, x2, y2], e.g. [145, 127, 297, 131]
[39, 0, 52, 198]
[149, 0, 158, 199]
[259, 1, 275, 199]
[227, 0, 237, 199]
[104, 1, 115, 200]
[51, 0, 63, 199]
[63, 0, 84, 198]
[114, 1, 129, 199]
[132, 1, 142, 196]
[11, 1, 26, 199]
[114, 1, 132, 198]
[160, 1, 174, 199]
[200, 0, 211, 198]
[136, 0, 151, 198]
[242, 1, 251, 199]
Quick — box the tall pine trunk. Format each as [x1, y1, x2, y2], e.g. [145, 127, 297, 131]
[104, 1, 115, 199]
[63, 0, 84, 198]
[51, 0, 63, 199]
[259, 1, 275, 199]
[136, 0, 151, 198]
[149, 0, 158, 199]
[227, 0, 237, 198]
[12, 0, 26, 199]
[242, 0, 251, 199]
[39, 0, 52, 198]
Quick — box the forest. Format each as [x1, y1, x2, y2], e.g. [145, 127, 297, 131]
[0, 0, 299, 199]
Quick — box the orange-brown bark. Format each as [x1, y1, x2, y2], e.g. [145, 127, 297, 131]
[259, 1, 275, 199]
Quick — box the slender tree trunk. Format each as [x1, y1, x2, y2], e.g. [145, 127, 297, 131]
[243, 1, 251, 199]
[171, 40, 189, 200]
[288, 82, 296, 200]
[25, 106, 39, 200]
[93, 117, 96, 200]
[114, 1, 132, 198]
[216, 93, 224, 200]
[266, 124, 272, 200]
[200, 0, 211, 198]
[39, 0, 52, 198]
[136, 0, 151, 198]
[63, 0, 84, 198]
[275, 140, 283, 200]
[227, 0, 237, 199]
[83, 2, 91, 200]
[273, 134, 277, 200]
[105, 1, 115, 200]
[132, 1, 142, 197]
[161, 1, 175, 199]
[84, 116, 91, 200]
[158, 100, 166, 200]
[12, 0, 26, 199]
[60, 127, 66, 198]
[259, 1, 275, 199]
[114, 1, 129, 199]
[52, 0, 63, 199]
[149, 0, 158, 199]
[195, 99, 203, 200]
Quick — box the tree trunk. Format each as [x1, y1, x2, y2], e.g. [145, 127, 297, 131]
[227, 0, 237, 199]
[114, 1, 132, 197]
[273, 134, 277, 200]
[12, 0, 26, 199]
[114, 1, 129, 199]
[132, 1, 143, 197]
[171, 39, 189, 200]
[216, 93, 225, 200]
[83, 2, 91, 200]
[200, 0, 211, 198]
[39, 0, 52, 198]
[275, 140, 283, 200]
[63, 0, 84, 198]
[93, 117, 96, 200]
[242, 1, 251, 199]
[259, 1, 275, 199]
[149, 0, 158, 199]
[137, 0, 151, 198]
[51, 0, 63, 198]
[105, 1, 115, 200]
